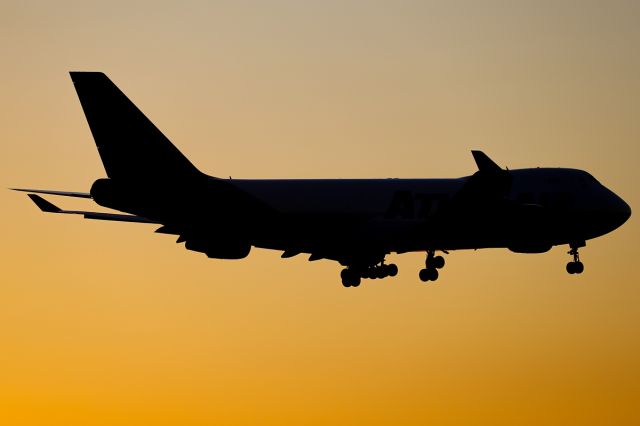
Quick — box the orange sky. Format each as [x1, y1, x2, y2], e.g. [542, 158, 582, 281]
[1, 1, 639, 425]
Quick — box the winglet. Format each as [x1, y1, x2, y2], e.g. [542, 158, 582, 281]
[471, 151, 502, 173]
[28, 194, 62, 213]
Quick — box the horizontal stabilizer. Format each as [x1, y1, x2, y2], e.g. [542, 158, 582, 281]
[28, 194, 61, 212]
[26, 194, 158, 224]
[12, 188, 92, 198]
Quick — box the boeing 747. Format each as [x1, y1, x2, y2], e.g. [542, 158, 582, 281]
[13, 72, 632, 287]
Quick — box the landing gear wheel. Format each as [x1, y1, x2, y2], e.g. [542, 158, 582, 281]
[566, 261, 584, 275]
[387, 264, 398, 277]
[341, 269, 352, 286]
[340, 269, 361, 287]
[566, 262, 576, 274]
[424, 250, 446, 281]
[341, 259, 397, 284]
[419, 268, 439, 282]
[575, 261, 584, 274]
[432, 256, 445, 269]
[427, 268, 439, 281]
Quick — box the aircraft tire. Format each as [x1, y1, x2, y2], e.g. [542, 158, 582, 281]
[575, 261, 584, 274]
[341, 269, 352, 286]
[388, 264, 398, 277]
[566, 262, 576, 274]
[427, 268, 439, 281]
[419, 268, 439, 282]
[341, 269, 361, 287]
[432, 256, 445, 269]
[419, 268, 430, 282]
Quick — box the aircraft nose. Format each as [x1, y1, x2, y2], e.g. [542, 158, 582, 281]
[621, 198, 631, 222]
[612, 195, 631, 227]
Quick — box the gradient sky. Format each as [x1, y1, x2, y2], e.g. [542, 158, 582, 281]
[1, 1, 639, 425]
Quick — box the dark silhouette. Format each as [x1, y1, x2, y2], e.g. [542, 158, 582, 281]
[13, 72, 632, 287]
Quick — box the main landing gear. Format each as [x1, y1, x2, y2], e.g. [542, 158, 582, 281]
[566, 242, 585, 275]
[419, 250, 445, 282]
[341, 262, 398, 287]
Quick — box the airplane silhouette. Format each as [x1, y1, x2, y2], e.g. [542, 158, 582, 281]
[13, 72, 632, 287]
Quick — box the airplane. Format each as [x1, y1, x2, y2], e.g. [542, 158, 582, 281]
[13, 72, 632, 287]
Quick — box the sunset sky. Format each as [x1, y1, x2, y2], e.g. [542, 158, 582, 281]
[1, 1, 639, 424]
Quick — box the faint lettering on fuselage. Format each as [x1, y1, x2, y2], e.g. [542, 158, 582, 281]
[385, 190, 575, 220]
[384, 191, 450, 220]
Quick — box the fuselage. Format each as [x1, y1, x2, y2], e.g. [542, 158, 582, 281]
[230, 167, 630, 259]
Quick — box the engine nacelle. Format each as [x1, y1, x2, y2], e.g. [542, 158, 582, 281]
[90, 178, 143, 212]
[508, 244, 552, 254]
[185, 238, 251, 259]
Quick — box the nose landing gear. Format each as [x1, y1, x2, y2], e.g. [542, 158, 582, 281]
[566, 243, 585, 275]
[419, 250, 446, 282]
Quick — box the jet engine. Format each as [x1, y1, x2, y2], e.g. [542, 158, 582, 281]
[185, 238, 251, 259]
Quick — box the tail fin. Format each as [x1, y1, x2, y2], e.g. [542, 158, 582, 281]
[70, 72, 203, 182]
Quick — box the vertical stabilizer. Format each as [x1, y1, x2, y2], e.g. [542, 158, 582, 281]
[70, 72, 203, 182]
